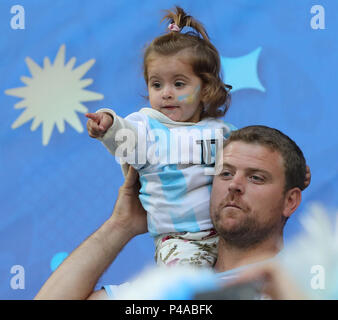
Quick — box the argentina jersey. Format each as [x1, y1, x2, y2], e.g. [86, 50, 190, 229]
[99, 107, 237, 237]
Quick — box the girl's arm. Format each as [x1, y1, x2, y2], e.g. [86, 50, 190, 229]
[95, 109, 148, 172]
[96, 108, 140, 158]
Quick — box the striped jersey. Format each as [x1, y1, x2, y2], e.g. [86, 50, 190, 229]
[98, 107, 236, 237]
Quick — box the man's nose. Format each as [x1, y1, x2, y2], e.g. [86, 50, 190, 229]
[228, 173, 245, 194]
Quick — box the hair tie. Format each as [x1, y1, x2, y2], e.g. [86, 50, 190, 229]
[168, 23, 181, 32]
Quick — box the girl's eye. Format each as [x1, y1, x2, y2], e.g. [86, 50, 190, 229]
[175, 81, 185, 87]
[152, 82, 161, 89]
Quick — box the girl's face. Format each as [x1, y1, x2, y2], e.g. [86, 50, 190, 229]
[147, 51, 203, 123]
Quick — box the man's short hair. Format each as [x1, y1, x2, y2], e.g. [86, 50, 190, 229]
[224, 125, 306, 191]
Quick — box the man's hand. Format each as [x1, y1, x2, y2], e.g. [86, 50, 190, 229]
[34, 166, 147, 300]
[85, 112, 114, 138]
[110, 166, 148, 238]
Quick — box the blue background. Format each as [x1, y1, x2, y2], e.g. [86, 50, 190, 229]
[0, 0, 337, 299]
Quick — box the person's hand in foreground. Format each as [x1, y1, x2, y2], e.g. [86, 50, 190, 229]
[229, 260, 308, 300]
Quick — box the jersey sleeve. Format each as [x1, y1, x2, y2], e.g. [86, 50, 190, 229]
[96, 108, 148, 170]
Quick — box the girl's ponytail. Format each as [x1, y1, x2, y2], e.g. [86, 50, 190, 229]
[162, 6, 210, 43]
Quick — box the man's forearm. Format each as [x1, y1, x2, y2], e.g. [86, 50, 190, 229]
[34, 217, 132, 300]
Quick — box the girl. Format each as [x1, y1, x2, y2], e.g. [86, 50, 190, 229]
[86, 6, 236, 267]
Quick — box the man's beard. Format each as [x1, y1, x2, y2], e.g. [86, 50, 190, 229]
[217, 213, 280, 250]
[212, 198, 283, 250]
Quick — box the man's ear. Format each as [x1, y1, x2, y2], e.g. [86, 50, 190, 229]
[283, 188, 302, 219]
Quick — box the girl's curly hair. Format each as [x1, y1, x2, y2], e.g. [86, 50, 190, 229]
[143, 6, 232, 119]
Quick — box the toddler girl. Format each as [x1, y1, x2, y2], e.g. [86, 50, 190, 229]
[86, 6, 236, 267]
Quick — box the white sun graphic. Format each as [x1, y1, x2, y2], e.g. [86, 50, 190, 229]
[5, 44, 104, 146]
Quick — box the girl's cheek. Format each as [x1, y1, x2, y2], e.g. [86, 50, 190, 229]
[178, 85, 200, 104]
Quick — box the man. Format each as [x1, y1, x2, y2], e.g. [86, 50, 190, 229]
[35, 125, 308, 299]
[211, 125, 306, 273]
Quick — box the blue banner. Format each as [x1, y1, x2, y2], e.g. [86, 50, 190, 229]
[0, 0, 336, 299]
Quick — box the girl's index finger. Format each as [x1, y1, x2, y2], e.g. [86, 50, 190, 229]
[85, 113, 100, 122]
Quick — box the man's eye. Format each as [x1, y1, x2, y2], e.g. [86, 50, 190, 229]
[250, 175, 264, 182]
[220, 171, 232, 178]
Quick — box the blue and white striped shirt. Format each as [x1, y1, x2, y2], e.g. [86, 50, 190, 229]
[99, 107, 236, 237]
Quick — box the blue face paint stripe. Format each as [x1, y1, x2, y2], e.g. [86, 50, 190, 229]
[178, 93, 190, 102]
[177, 85, 200, 102]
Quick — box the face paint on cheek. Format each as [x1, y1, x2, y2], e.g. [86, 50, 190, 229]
[178, 85, 200, 104]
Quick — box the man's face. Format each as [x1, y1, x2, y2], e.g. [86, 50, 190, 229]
[210, 141, 287, 248]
